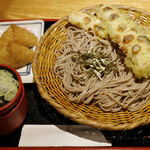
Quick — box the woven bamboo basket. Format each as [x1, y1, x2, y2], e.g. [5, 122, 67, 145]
[32, 5, 150, 130]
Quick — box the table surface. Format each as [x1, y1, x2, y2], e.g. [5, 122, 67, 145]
[1, 0, 150, 148]
[1, 0, 150, 20]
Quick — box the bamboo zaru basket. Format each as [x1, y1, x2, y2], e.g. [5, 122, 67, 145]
[32, 5, 150, 130]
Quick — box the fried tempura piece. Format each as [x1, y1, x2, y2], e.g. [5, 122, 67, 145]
[1, 24, 38, 47]
[94, 4, 150, 78]
[68, 5, 150, 78]
[68, 10, 107, 39]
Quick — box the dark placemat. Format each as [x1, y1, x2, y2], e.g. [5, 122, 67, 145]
[1, 83, 150, 147]
[24, 83, 77, 125]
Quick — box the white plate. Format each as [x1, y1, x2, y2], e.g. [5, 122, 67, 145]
[0, 20, 44, 83]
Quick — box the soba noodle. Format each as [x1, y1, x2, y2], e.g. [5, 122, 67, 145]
[53, 26, 150, 112]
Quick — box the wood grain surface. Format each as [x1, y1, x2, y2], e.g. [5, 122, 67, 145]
[0, 0, 150, 20]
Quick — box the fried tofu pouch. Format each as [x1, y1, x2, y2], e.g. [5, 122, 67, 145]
[68, 6, 150, 79]
[1, 24, 38, 47]
[0, 42, 34, 69]
[0, 42, 15, 66]
[0, 24, 38, 69]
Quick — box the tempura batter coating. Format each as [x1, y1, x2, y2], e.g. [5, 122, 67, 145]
[68, 10, 107, 39]
[95, 4, 150, 79]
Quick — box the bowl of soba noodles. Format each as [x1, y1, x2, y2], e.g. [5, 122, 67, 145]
[32, 5, 150, 130]
[0, 64, 27, 135]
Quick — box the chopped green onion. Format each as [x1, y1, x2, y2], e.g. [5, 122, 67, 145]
[0, 70, 19, 102]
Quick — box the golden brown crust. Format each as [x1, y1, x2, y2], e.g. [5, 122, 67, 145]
[83, 17, 91, 25]
[103, 6, 113, 12]
[121, 46, 128, 53]
[117, 23, 127, 32]
[132, 44, 141, 54]
[99, 4, 104, 7]
[109, 13, 120, 21]
[137, 36, 149, 42]
[116, 34, 122, 44]
[123, 34, 135, 44]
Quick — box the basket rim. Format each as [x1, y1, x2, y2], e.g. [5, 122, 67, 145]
[32, 4, 150, 131]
